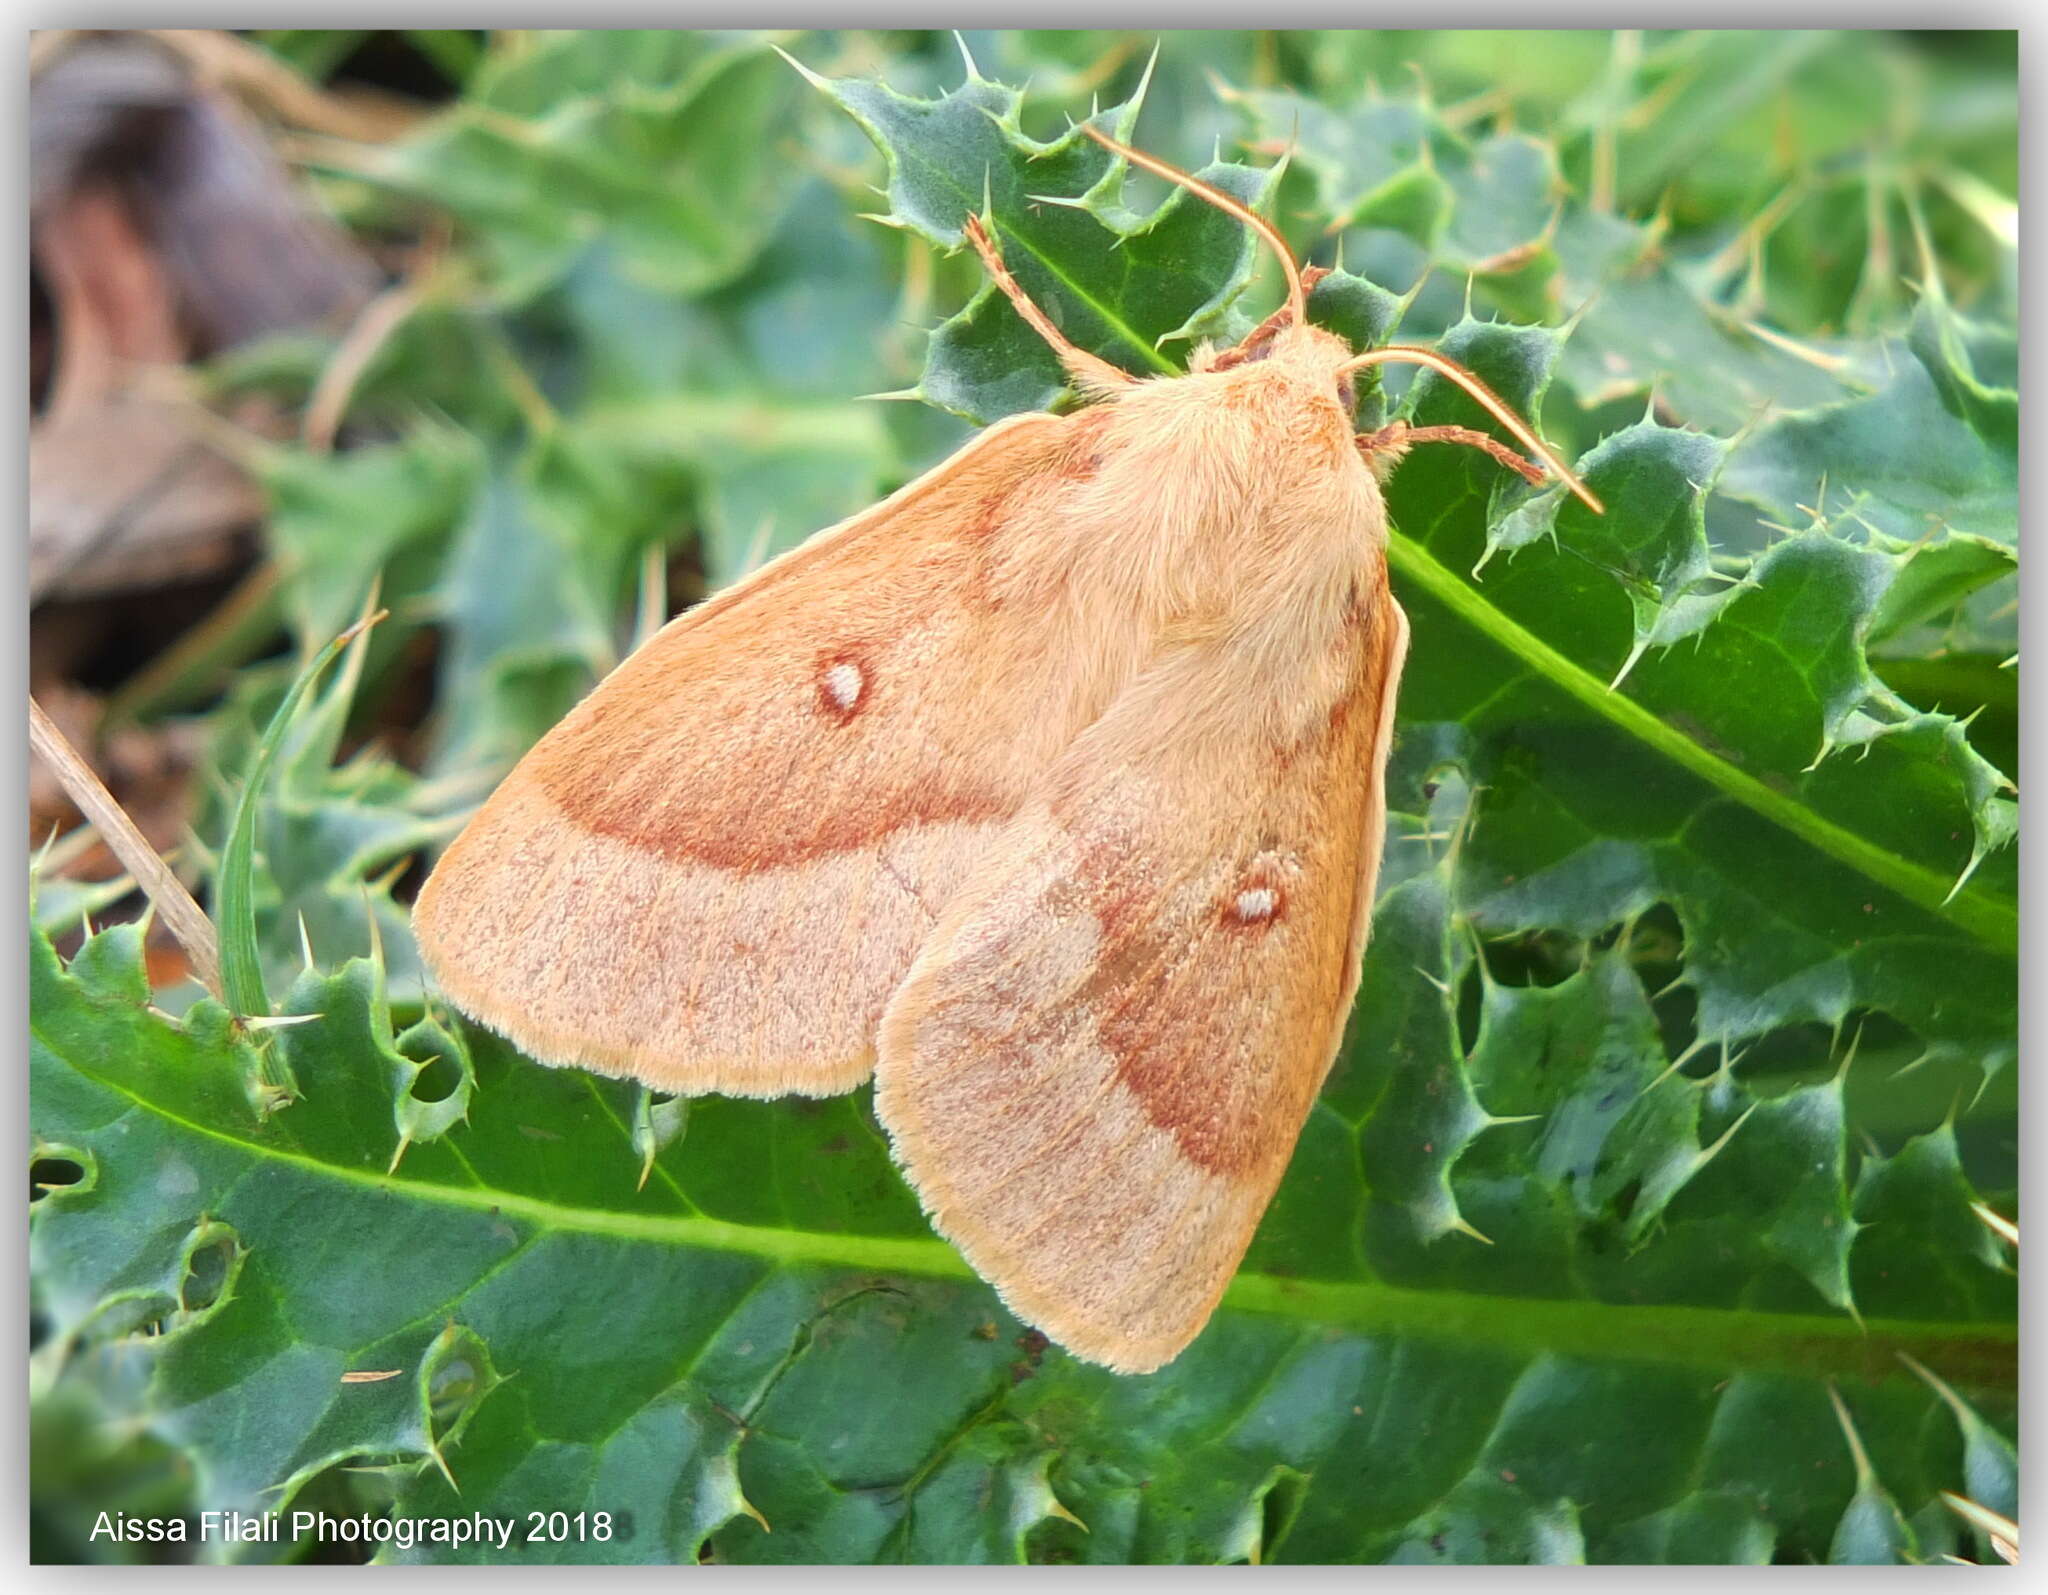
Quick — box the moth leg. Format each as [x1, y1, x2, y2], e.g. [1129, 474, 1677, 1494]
[1355, 420, 1548, 487]
[962, 213, 1134, 394]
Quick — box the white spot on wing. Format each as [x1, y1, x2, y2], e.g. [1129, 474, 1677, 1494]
[1225, 850, 1300, 927]
[1232, 887, 1279, 924]
[823, 661, 864, 712]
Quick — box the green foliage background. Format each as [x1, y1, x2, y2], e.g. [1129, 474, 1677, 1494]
[31, 29, 2017, 1565]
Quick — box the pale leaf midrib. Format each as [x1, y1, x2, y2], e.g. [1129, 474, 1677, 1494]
[903, 141, 1180, 376]
[1386, 530, 2018, 953]
[829, 74, 1181, 377]
[46, 1029, 2013, 1397]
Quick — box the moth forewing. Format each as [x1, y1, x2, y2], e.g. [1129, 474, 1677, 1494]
[412, 412, 1093, 1097]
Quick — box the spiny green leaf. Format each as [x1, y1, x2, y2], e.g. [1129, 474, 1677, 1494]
[192, 641, 449, 1012]
[1234, 87, 1566, 278]
[1720, 327, 2018, 546]
[1367, 321, 2015, 1065]
[1232, 87, 1447, 240]
[810, 59, 1279, 420]
[1867, 529, 2016, 651]
[1851, 1126, 2012, 1321]
[31, 835, 2012, 1563]
[1826, 1386, 1917, 1564]
[1903, 1355, 2017, 1544]
[1596, 31, 1836, 217]
[1547, 207, 1856, 434]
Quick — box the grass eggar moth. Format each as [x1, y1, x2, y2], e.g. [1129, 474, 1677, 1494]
[414, 124, 1599, 1373]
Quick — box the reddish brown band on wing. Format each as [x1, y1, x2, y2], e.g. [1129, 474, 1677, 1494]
[524, 418, 1111, 873]
[1083, 581, 1398, 1177]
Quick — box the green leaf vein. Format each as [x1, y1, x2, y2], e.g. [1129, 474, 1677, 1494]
[41, 1013, 2012, 1398]
[1386, 530, 2018, 953]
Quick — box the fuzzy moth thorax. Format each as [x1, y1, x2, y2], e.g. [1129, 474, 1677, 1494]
[959, 339, 1386, 767]
[1042, 324, 1385, 646]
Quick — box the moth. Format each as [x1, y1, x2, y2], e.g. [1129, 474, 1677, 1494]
[414, 128, 1599, 1374]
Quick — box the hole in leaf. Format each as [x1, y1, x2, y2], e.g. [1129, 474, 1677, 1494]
[1626, 902, 1687, 966]
[1477, 929, 1581, 991]
[1025, 1519, 1086, 1564]
[275, 1462, 394, 1565]
[180, 1235, 237, 1314]
[1730, 1021, 1844, 1089]
[1258, 1468, 1309, 1561]
[417, 1322, 503, 1461]
[428, 1356, 476, 1431]
[408, 1052, 462, 1105]
[1652, 981, 1701, 1071]
[1454, 961, 1485, 1057]
[82, 1290, 178, 1343]
[29, 1156, 84, 1203]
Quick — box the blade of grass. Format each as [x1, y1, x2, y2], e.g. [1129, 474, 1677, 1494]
[210, 607, 386, 1019]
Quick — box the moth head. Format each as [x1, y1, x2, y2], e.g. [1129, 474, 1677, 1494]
[1083, 125, 1604, 515]
[1209, 319, 1361, 408]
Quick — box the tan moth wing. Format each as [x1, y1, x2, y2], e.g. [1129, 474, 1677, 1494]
[414, 410, 1117, 1098]
[875, 572, 1410, 1373]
